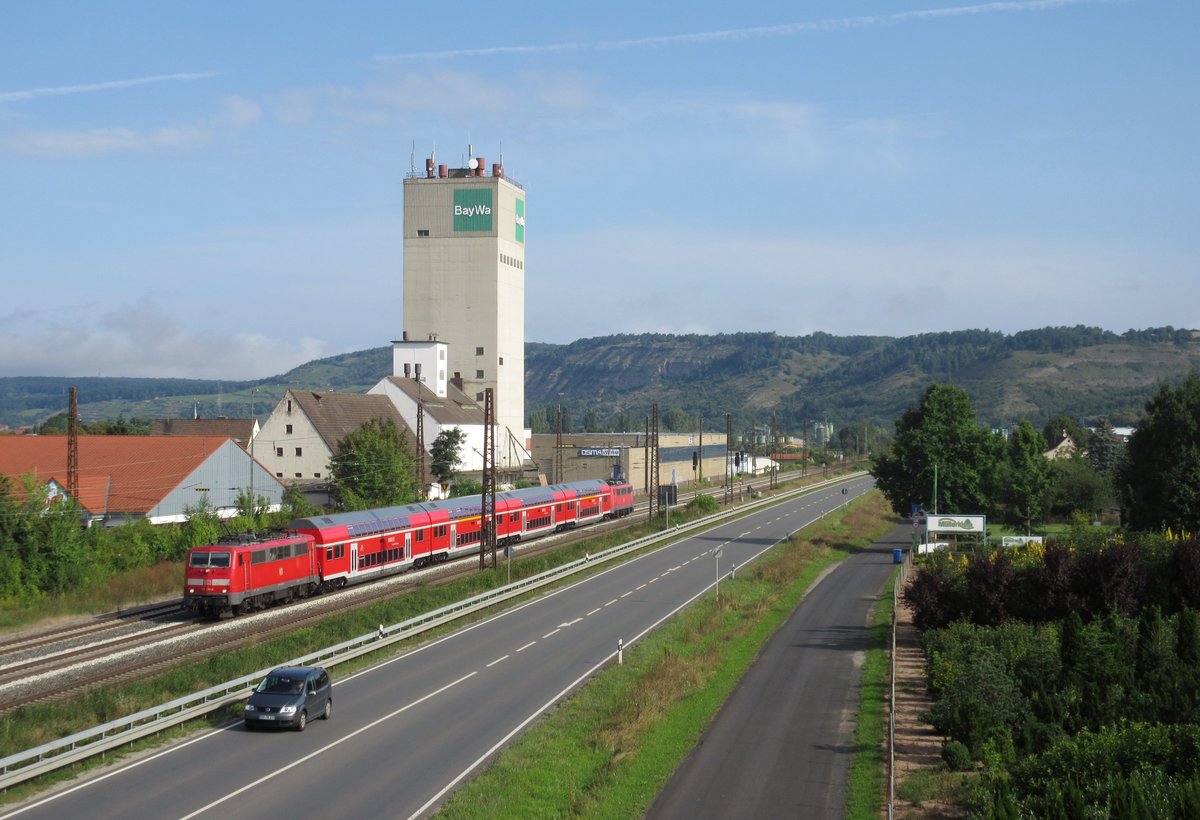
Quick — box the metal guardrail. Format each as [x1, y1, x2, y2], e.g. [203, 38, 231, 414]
[0, 473, 864, 792]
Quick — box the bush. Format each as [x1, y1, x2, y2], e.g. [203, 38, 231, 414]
[903, 554, 969, 631]
[942, 739, 973, 771]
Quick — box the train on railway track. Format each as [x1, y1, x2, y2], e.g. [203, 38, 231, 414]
[183, 478, 635, 617]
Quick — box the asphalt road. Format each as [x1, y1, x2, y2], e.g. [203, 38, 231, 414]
[2, 476, 878, 820]
[646, 521, 908, 819]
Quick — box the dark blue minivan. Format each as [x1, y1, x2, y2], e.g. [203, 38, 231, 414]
[243, 666, 332, 731]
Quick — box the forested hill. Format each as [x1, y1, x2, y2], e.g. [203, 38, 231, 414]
[524, 326, 1200, 431]
[2, 326, 1198, 432]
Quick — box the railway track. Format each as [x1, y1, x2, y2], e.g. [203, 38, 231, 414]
[0, 469, 859, 717]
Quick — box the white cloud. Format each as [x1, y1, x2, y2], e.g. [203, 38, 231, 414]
[0, 72, 217, 104]
[1, 95, 260, 157]
[373, 0, 1118, 62]
[529, 226, 1197, 343]
[3, 125, 208, 157]
[0, 297, 337, 380]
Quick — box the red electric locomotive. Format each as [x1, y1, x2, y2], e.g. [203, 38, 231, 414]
[184, 532, 322, 618]
[184, 478, 635, 617]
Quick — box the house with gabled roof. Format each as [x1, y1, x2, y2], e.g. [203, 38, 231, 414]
[0, 435, 284, 526]
[255, 390, 419, 497]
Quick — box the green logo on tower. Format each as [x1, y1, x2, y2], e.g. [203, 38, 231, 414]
[453, 189, 493, 232]
[515, 198, 525, 243]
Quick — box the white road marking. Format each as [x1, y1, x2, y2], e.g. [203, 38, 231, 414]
[516, 641, 536, 652]
[178, 672, 478, 820]
[486, 655, 509, 668]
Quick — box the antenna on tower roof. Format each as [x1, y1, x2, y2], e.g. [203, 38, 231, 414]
[410, 140, 415, 176]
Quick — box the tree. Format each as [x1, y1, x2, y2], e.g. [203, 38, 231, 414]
[430, 427, 467, 489]
[999, 421, 1052, 533]
[871, 383, 1000, 516]
[1047, 454, 1111, 520]
[1086, 418, 1123, 478]
[330, 418, 418, 510]
[1118, 372, 1200, 532]
[1041, 414, 1088, 452]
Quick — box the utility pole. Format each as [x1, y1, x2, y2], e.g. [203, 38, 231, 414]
[724, 413, 733, 505]
[649, 403, 660, 523]
[481, 388, 496, 570]
[770, 410, 778, 489]
[405, 363, 427, 498]
[67, 387, 79, 503]
[555, 401, 564, 483]
[644, 414, 650, 501]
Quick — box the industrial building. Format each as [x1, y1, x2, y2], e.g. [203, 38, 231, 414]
[530, 432, 730, 495]
[401, 151, 529, 471]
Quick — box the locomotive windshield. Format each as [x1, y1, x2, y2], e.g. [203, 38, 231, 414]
[189, 550, 232, 568]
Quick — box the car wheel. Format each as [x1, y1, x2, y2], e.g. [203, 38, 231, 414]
[322, 699, 332, 720]
[296, 710, 307, 731]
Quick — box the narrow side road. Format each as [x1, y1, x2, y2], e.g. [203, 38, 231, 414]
[646, 523, 911, 820]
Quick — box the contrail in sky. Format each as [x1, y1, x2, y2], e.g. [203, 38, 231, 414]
[0, 72, 217, 104]
[375, 0, 1125, 62]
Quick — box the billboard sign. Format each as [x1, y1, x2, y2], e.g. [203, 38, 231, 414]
[926, 515, 986, 534]
[453, 188, 493, 232]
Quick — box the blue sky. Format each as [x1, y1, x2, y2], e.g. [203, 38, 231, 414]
[2, 0, 1196, 380]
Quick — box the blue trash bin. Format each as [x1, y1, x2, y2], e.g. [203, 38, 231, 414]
[892, 547, 903, 564]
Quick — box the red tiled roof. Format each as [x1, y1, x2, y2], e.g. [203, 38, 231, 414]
[0, 435, 229, 516]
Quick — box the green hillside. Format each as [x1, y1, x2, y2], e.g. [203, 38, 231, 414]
[2, 326, 1197, 434]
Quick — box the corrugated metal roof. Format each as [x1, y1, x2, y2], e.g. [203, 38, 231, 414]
[0, 435, 234, 515]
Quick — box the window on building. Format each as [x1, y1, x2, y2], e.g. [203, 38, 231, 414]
[476, 346, 484, 355]
[439, 350, 445, 360]
[499, 357, 504, 365]
[314, 472, 321, 478]
[476, 369, 484, 379]
[287, 399, 292, 412]
[295, 473, 302, 478]
[276, 447, 283, 457]
[417, 229, 429, 237]
[286, 424, 293, 434]
[276, 472, 283, 478]
[295, 447, 303, 457]
[476, 392, 484, 401]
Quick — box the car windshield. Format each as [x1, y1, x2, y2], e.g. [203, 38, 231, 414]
[189, 551, 231, 568]
[256, 674, 304, 695]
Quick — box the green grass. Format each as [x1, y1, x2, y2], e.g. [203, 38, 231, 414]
[0, 562, 183, 632]
[436, 492, 898, 818]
